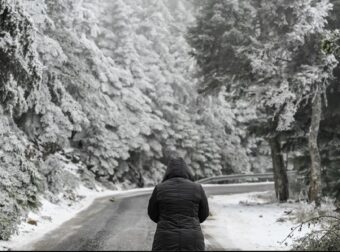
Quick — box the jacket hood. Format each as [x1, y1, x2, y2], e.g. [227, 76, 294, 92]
[162, 157, 194, 182]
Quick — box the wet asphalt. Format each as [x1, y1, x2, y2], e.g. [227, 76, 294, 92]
[25, 182, 274, 251]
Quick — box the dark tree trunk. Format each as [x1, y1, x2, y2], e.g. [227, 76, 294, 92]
[269, 135, 289, 202]
[308, 91, 322, 207]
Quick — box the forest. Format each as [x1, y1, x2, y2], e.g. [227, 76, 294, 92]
[0, 0, 340, 249]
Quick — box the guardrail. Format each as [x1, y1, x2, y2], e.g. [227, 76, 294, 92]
[196, 170, 297, 184]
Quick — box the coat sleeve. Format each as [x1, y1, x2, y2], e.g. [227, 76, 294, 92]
[198, 184, 209, 223]
[148, 186, 159, 223]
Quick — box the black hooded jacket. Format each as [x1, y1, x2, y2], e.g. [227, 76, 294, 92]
[148, 158, 209, 251]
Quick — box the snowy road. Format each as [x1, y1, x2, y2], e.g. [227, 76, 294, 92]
[25, 182, 274, 251]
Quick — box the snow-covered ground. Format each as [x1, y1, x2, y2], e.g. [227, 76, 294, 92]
[202, 191, 325, 251]
[0, 185, 153, 251]
[1, 185, 333, 251]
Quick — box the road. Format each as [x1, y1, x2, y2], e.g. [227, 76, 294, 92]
[26, 182, 274, 251]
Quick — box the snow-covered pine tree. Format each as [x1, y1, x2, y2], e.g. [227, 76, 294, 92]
[187, 0, 337, 203]
[0, 0, 255, 241]
[0, 0, 43, 240]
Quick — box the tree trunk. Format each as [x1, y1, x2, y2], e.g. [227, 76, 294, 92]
[308, 91, 322, 207]
[269, 135, 289, 202]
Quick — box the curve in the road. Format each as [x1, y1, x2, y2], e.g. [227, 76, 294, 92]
[26, 182, 274, 251]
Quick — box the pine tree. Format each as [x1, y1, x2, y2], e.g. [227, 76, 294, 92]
[187, 0, 336, 203]
[0, 0, 43, 240]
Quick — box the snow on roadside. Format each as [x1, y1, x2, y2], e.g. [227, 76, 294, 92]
[202, 191, 316, 251]
[0, 185, 153, 251]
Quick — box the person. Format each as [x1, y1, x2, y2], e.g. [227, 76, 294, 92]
[147, 157, 209, 251]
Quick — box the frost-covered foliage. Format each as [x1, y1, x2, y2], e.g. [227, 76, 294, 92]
[187, 0, 340, 204]
[15, 0, 233, 188]
[0, 111, 43, 240]
[0, 1, 41, 120]
[37, 0, 243, 185]
[291, 215, 340, 251]
[188, 0, 336, 132]
[0, 0, 249, 240]
[0, 1, 43, 240]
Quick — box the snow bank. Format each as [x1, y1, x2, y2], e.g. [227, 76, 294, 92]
[202, 191, 314, 250]
[0, 185, 153, 251]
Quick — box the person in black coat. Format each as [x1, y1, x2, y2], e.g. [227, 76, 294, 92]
[148, 157, 209, 251]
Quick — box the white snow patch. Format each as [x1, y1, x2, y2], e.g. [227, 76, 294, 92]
[0, 185, 154, 251]
[202, 191, 315, 251]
